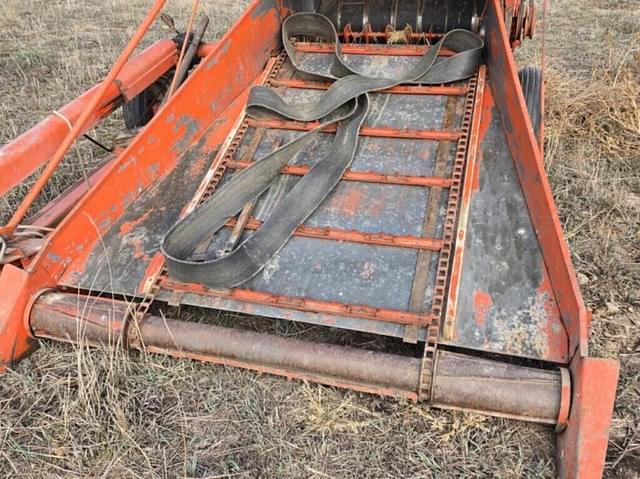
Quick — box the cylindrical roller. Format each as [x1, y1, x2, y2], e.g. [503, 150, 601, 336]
[314, 0, 486, 33]
[29, 292, 568, 425]
[29, 292, 421, 392]
[432, 350, 568, 424]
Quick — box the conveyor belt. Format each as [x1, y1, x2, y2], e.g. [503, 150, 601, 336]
[152, 35, 482, 343]
[162, 13, 483, 289]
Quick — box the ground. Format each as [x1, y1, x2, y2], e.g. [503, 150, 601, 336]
[0, 0, 639, 477]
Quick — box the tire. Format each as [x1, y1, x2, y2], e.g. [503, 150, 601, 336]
[518, 66, 542, 139]
[122, 75, 170, 130]
[122, 88, 156, 130]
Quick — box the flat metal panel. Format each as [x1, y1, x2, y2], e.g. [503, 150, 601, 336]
[444, 104, 569, 363]
[239, 127, 455, 177]
[279, 87, 449, 130]
[242, 236, 419, 311]
[200, 230, 423, 311]
[64, 48, 457, 340]
[295, 49, 452, 79]
[64, 127, 218, 294]
[251, 176, 429, 236]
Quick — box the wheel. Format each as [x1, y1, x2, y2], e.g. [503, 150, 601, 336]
[122, 74, 170, 130]
[518, 66, 542, 138]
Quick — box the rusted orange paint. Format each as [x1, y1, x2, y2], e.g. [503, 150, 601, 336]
[294, 42, 457, 57]
[226, 160, 454, 188]
[0, 266, 39, 368]
[226, 217, 443, 251]
[247, 118, 461, 141]
[119, 208, 154, 235]
[138, 253, 165, 295]
[130, 238, 149, 261]
[160, 277, 435, 327]
[270, 78, 468, 96]
[472, 290, 493, 328]
[0, 4, 619, 475]
[133, 57, 281, 296]
[0, 40, 177, 198]
[537, 258, 568, 362]
[557, 356, 619, 479]
[26, 0, 282, 286]
[471, 85, 497, 193]
[0, 1, 169, 236]
[486, 0, 588, 358]
[30, 158, 114, 228]
[486, 3, 618, 474]
[326, 186, 364, 218]
[443, 67, 486, 340]
[0, 0, 283, 370]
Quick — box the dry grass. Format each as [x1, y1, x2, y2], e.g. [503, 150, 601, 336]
[542, 57, 640, 479]
[1, 0, 639, 477]
[0, 0, 247, 223]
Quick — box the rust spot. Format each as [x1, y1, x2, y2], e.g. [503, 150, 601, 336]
[326, 187, 364, 218]
[119, 208, 154, 235]
[186, 153, 208, 178]
[473, 289, 493, 328]
[471, 87, 495, 193]
[536, 259, 568, 361]
[131, 237, 148, 261]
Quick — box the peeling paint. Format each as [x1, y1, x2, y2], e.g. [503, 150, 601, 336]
[451, 87, 568, 363]
[171, 115, 202, 154]
[119, 208, 155, 235]
[472, 289, 492, 328]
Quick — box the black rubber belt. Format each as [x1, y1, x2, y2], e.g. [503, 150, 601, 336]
[162, 13, 483, 289]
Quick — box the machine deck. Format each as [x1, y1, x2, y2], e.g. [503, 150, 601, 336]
[61, 42, 567, 363]
[0, 2, 620, 476]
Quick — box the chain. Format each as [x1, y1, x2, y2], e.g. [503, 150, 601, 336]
[418, 71, 479, 400]
[123, 52, 287, 348]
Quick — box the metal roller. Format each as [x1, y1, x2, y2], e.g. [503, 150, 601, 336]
[29, 292, 568, 425]
[286, 0, 486, 34]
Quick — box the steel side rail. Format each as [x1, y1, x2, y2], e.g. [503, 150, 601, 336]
[0, 0, 284, 367]
[0, 39, 222, 200]
[0, 39, 178, 198]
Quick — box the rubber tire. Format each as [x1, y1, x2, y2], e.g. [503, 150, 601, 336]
[518, 66, 542, 139]
[122, 87, 157, 130]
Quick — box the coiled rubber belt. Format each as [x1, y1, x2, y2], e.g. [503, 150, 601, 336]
[162, 12, 483, 289]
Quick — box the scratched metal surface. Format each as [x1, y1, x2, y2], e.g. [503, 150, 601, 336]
[236, 127, 458, 177]
[155, 288, 428, 341]
[186, 52, 457, 331]
[443, 103, 569, 363]
[62, 126, 218, 294]
[231, 76, 456, 235]
[250, 174, 431, 236]
[229, 236, 418, 310]
[278, 87, 449, 130]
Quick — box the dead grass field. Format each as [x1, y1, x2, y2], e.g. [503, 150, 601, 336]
[0, 0, 639, 477]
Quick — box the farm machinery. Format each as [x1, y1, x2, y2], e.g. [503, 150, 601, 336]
[0, 0, 619, 477]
